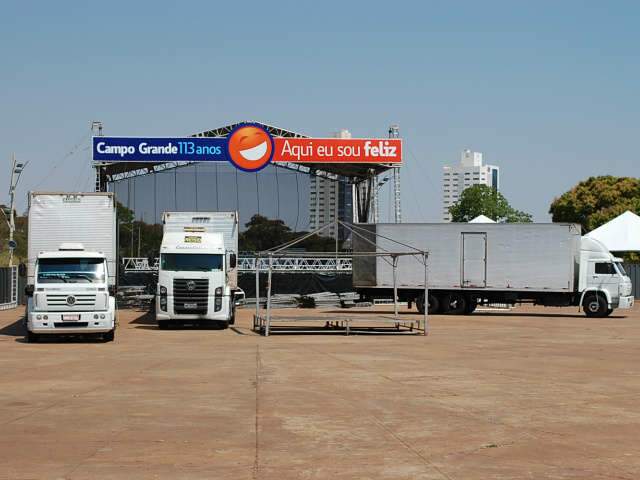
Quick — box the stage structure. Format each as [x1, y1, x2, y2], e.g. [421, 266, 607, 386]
[92, 121, 402, 223]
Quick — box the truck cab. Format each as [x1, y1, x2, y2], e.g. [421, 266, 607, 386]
[579, 237, 634, 316]
[25, 243, 116, 342]
[156, 229, 237, 328]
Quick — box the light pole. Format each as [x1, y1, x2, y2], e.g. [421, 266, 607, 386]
[2, 154, 27, 267]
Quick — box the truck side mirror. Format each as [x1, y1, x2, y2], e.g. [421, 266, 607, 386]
[24, 284, 34, 297]
[18, 263, 26, 277]
[230, 253, 237, 269]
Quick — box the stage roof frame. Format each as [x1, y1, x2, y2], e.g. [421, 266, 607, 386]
[96, 121, 398, 184]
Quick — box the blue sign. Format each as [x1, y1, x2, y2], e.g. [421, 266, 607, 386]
[93, 137, 228, 163]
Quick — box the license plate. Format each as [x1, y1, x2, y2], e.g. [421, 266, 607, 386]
[62, 314, 81, 321]
[184, 303, 197, 309]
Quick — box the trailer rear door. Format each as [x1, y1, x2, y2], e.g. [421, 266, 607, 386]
[462, 232, 487, 287]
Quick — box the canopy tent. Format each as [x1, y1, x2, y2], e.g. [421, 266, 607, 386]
[469, 215, 496, 223]
[585, 210, 640, 252]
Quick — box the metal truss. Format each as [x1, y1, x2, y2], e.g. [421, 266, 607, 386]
[121, 257, 159, 272]
[239, 256, 352, 272]
[121, 256, 352, 273]
[97, 121, 360, 185]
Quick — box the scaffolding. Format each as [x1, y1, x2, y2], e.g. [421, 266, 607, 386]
[252, 220, 429, 336]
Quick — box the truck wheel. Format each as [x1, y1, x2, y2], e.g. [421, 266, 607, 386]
[583, 294, 607, 318]
[229, 307, 236, 326]
[464, 297, 478, 315]
[606, 308, 614, 317]
[103, 329, 115, 342]
[26, 331, 39, 343]
[416, 294, 440, 314]
[443, 293, 467, 315]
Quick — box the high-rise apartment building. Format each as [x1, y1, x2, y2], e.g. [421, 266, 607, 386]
[442, 150, 499, 221]
[308, 130, 353, 241]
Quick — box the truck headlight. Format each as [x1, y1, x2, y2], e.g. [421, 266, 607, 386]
[214, 297, 222, 312]
[215, 287, 222, 296]
[160, 286, 167, 295]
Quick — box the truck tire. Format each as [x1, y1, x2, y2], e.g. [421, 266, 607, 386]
[464, 297, 478, 315]
[26, 331, 39, 343]
[416, 293, 440, 314]
[229, 306, 236, 326]
[583, 293, 608, 318]
[443, 293, 467, 315]
[103, 329, 115, 342]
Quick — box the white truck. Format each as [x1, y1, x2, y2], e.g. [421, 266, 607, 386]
[25, 192, 117, 342]
[353, 223, 634, 317]
[156, 212, 239, 328]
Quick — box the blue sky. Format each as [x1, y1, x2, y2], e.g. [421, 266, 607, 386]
[1, 1, 638, 223]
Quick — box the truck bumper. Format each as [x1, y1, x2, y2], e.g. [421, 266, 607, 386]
[156, 311, 231, 323]
[27, 311, 115, 334]
[617, 296, 635, 310]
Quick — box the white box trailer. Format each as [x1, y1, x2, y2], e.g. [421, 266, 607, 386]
[25, 192, 117, 342]
[353, 223, 634, 317]
[27, 192, 117, 285]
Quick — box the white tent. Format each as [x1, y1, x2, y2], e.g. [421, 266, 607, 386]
[469, 215, 496, 223]
[585, 210, 640, 252]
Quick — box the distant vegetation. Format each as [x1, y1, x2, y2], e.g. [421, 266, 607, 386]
[549, 176, 640, 232]
[550, 176, 640, 262]
[0, 206, 27, 267]
[448, 185, 533, 223]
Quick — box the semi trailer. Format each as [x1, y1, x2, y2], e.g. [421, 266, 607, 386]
[24, 192, 117, 342]
[155, 211, 239, 328]
[353, 223, 634, 317]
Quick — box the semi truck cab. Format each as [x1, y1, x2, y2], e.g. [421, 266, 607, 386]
[25, 243, 116, 342]
[579, 237, 634, 316]
[156, 230, 237, 328]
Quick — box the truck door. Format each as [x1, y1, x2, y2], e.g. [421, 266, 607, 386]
[462, 233, 487, 287]
[587, 261, 619, 298]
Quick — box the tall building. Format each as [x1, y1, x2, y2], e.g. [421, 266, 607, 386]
[308, 130, 353, 241]
[442, 150, 500, 222]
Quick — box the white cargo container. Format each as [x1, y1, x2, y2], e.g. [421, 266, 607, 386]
[25, 192, 117, 341]
[353, 223, 634, 317]
[156, 211, 240, 328]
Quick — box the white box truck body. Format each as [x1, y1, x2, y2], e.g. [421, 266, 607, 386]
[156, 211, 239, 328]
[25, 192, 117, 341]
[353, 223, 634, 317]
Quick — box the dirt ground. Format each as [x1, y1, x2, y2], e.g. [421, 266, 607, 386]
[1, 303, 639, 480]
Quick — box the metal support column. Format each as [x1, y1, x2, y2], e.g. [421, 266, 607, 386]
[392, 255, 399, 318]
[423, 252, 429, 336]
[389, 125, 402, 223]
[265, 253, 273, 337]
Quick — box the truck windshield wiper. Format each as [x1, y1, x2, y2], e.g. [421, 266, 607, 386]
[39, 274, 69, 283]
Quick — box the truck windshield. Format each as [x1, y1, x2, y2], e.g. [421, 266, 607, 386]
[161, 253, 223, 272]
[37, 258, 105, 283]
[615, 262, 627, 276]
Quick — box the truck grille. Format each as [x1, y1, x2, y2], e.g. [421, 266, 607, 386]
[46, 294, 96, 308]
[173, 279, 209, 314]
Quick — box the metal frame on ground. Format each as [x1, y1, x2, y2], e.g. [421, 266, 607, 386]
[252, 220, 429, 336]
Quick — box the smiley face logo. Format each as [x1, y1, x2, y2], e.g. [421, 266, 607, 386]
[227, 125, 274, 171]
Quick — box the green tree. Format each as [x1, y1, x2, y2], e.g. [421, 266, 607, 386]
[117, 203, 163, 260]
[0, 206, 28, 266]
[448, 185, 533, 223]
[239, 215, 293, 252]
[239, 214, 339, 252]
[549, 176, 640, 232]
